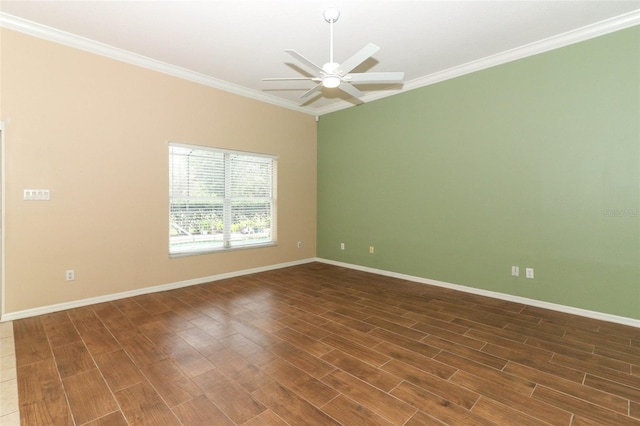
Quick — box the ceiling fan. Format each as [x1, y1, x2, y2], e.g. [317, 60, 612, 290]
[263, 8, 404, 101]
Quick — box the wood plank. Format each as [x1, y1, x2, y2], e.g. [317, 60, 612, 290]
[551, 353, 639, 387]
[594, 344, 640, 367]
[83, 410, 129, 426]
[584, 373, 640, 403]
[321, 395, 394, 426]
[505, 362, 629, 414]
[119, 335, 168, 367]
[101, 315, 140, 341]
[449, 370, 572, 426]
[114, 381, 181, 426]
[381, 359, 479, 409]
[363, 316, 427, 340]
[322, 370, 417, 425]
[322, 321, 383, 348]
[204, 378, 266, 424]
[390, 381, 496, 425]
[252, 381, 341, 426]
[369, 327, 441, 358]
[93, 349, 145, 392]
[62, 368, 119, 425]
[533, 385, 640, 426]
[15, 337, 53, 367]
[374, 341, 456, 379]
[273, 326, 334, 357]
[91, 302, 125, 321]
[13, 316, 47, 342]
[172, 394, 234, 426]
[74, 323, 121, 356]
[260, 357, 337, 406]
[52, 341, 95, 378]
[321, 349, 403, 392]
[276, 315, 332, 340]
[404, 409, 448, 425]
[360, 307, 419, 328]
[413, 321, 486, 350]
[224, 363, 272, 393]
[140, 359, 202, 407]
[19, 400, 73, 426]
[482, 343, 584, 382]
[169, 345, 216, 378]
[471, 397, 550, 426]
[241, 410, 290, 426]
[321, 310, 378, 333]
[17, 358, 64, 405]
[425, 337, 507, 370]
[40, 312, 82, 348]
[321, 334, 390, 368]
[268, 341, 336, 379]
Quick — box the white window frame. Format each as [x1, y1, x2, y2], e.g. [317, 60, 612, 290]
[169, 142, 277, 256]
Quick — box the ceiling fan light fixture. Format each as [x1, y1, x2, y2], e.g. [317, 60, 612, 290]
[322, 75, 341, 88]
[263, 7, 404, 103]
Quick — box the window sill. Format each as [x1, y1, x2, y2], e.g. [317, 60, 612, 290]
[169, 241, 277, 258]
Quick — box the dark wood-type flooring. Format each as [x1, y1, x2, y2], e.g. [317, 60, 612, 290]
[13, 262, 640, 425]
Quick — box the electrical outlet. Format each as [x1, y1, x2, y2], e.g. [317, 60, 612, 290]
[511, 266, 519, 277]
[297, 241, 302, 248]
[340, 242, 345, 250]
[526, 268, 534, 279]
[65, 270, 75, 281]
[369, 246, 375, 254]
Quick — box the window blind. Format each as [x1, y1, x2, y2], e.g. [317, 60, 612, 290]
[169, 143, 277, 255]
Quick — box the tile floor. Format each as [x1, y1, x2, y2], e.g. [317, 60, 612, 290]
[4, 263, 640, 425]
[1, 320, 19, 425]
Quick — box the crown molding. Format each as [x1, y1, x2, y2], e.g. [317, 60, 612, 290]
[2, 10, 639, 117]
[0, 12, 314, 115]
[315, 9, 640, 116]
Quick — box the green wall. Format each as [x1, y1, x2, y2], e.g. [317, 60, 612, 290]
[317, 27, 640, 320]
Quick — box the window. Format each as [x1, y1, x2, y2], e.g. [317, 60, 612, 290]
[169, 143, 277, 256]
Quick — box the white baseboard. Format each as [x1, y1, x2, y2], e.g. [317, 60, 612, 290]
[3, 257, 637, 328]
[316, 258, 640, 329]
[0, 258, 316, 322]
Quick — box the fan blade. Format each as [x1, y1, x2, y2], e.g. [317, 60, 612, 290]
[300, 83, 323, 99]
[262, 77, 320, 81]
[337, 43, 380, 75]
[338, 82, 364, 99]
[285, 49, 324, 74]
[345, 72, 404, 84]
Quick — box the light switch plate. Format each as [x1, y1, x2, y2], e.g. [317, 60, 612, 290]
[24, 189, 50, 201]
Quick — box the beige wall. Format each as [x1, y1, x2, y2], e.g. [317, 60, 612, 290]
[0, 29, 317, 315]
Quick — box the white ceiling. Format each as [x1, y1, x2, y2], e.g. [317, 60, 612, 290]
[1, 1, 639, 115]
